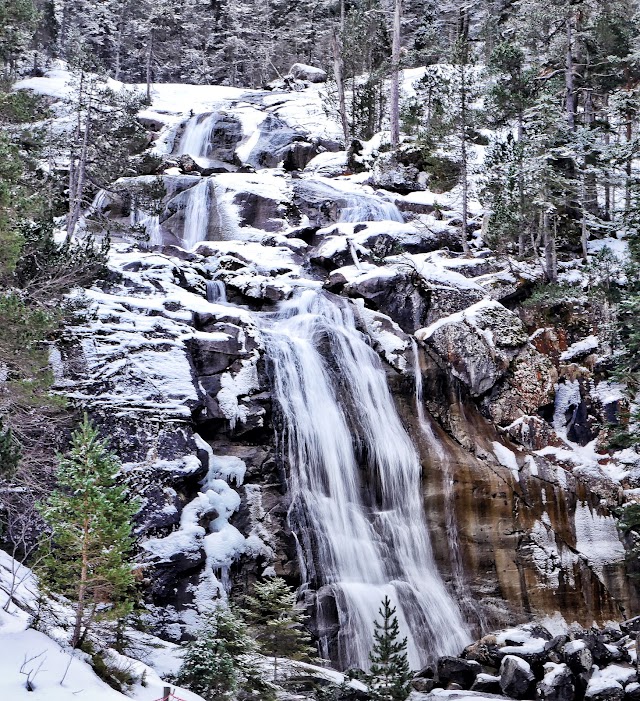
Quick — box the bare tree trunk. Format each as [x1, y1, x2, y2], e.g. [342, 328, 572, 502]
[604, 94, 611, 220]
[113, 5, 128, 82]
[565, 16, 575, 130]
[543, 212, 557, 282]
[626, 115, 633, 212]
[517, 108, 526, 257]
[66, 105, 91, 242]
[331, 29, 349, 144]
[146, 31, 154, 103]
[581, 178, 589, 262]
[71, 517, 90, 648]
[459, 60, 470, 255]
[389, 0, 402, 150]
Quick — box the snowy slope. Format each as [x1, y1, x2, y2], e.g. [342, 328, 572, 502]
[0, 551, 204, 701]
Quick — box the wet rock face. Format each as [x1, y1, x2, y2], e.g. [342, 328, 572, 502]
[55, 236, 638, 646]
[50, 76, 640, 664]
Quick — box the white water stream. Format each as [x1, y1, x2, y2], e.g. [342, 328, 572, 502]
[206, 280, 227, 304]
[264, 291, 470, 670]
[339, 194, 404, 223]
[178, 113, 217, 159]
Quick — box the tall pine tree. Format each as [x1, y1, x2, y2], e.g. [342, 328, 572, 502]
[37, 415, 138, 648]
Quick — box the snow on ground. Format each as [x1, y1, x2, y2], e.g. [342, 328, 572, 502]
[0, 550, 204, 701]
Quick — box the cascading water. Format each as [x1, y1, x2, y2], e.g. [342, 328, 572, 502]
[339, 194, 404, 223]
[178, 112, 217, 159]
[182, 178, 240, 250]
[183, 179, 212, 249]
[264, 291, 470, 670]
[206, 280, 227, 304]
[130, 208, 162, 247]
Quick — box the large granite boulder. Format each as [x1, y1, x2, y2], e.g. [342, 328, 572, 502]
[537, 663, 575, 701]
[499, 655, 536, 699]
[416, 300, 528, 396]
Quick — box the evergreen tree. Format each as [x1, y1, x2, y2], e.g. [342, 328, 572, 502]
[244, 576, 314, 681]
[176, 606, 266, 701]
[0, 0, 38, 73]
[37, 415, 138, 648]
[366, 597, 411, 701]
[0, 419, 20, 478]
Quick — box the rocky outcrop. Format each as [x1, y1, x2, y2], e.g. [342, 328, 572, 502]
[289, 63, 328, 83]
[415, 622, 638, 701]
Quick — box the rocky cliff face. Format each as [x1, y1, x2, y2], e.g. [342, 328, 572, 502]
[26, 67, 638, 667]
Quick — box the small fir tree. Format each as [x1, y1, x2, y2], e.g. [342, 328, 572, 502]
[176, 606, 264, 701]
[37, 415, 138, 648]
[366, 597, 411, 701]
[244, 576, 314, 681]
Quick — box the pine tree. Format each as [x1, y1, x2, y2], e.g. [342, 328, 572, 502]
[366, 597, 411, 701]
[0, 0, 38, 73]
[244, 576, 314, 681]
[0, 418, 20, 478]
[37, 415, 138, 648]
[176, 606, 265, 701]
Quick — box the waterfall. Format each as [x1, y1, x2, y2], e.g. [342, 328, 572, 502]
[339, 194, 404, 223]
[183, 178, 240, 250]
[206, 280, 227, 304]
[178, 113, 217, 158]
[130, 208, 162, 247]
[264, 291, 470, 671]
[183, 179, 212, 249]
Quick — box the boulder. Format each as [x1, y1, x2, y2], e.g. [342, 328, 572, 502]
[343, 264, 486, 335]
[471, 673, 503, 695]
[544, 636, 570, 665]
[504, 415, 565, 451]
[411, 678, 436, 693]
[585, 681, 624, 701]
[585, 665, 636, 701]
[289, 62, 328, 83]
[415, 666, 435, 679]
[483, 345, 558, 425]
[621, 617, 640, 635]
[499, 655, 536, 699]
[563, 640, 594, 676]
[578, 632, 616, 666]
[244, 113, 306, 169]
[625, 682, 640, 700]
[537, 663, 575, 701]
[463, 635, 503, 668]
[369, 151, 427, 194]
[283, 141, 320, 171]
[417, 300, 529, 396]
[437, 656, 481, 690]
